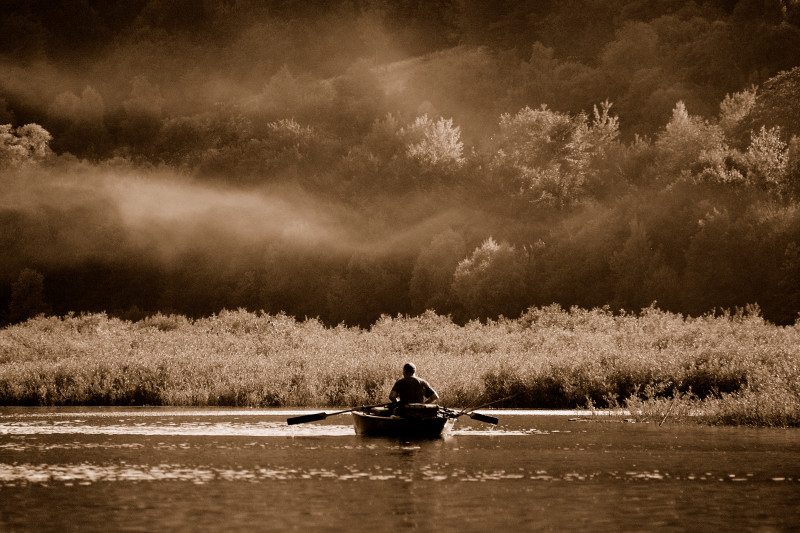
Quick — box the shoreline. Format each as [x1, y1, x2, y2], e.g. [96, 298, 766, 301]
[0, 406, 629, 417]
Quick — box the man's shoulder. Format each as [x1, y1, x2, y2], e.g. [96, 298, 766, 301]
[392, 376, 423, 387]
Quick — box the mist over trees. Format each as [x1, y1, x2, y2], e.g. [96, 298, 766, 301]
[2, 0, 800, 326]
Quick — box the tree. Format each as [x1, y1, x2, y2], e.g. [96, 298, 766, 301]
[327, 251, 412, 326]
[336, 113, 407, 195]
[402, 46, 514, 132]
[48, 85, 111, 158]
[197, 118, 331, 184]
[609, 219, 680, 311]
[488, 103, 619, 207]
[253, 65, 335, 122]
[693, 88, 762, 185]
[451, 237, 527, 320]
[340, 113, 465, 194]
[785, 136, 800, 201]
[535, 0, 620, 62]
[7, 268, 50, 323]
[738, 66, 800, 142]
[260, 240, 340, 321]
[119, 76, 165, 156]
[775, 242, 800, 324]
[512, 42, 559, 109]
[599, 21, 659, 75]
[681, 208, 764, 315]
[744, 125, 788, 192]
[261, 118, 325, 175]
[719, 86, 757, 142]
[654, 101, 726, 183]
[326, 60, 386, 141]
[0, 123, 52, 167]
[402, 114, 464, 172]
[489, 105, 578, 206]
[409, 229, 467, 314]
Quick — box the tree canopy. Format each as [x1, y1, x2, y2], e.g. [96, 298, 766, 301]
[2, 2, 800, 326]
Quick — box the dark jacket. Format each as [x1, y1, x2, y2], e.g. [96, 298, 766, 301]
[390, 376, 436, 403]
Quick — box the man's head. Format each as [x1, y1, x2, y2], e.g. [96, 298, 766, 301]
[403, 362, 416, 377]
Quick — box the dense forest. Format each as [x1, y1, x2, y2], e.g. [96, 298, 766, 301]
[2, 0, 800, 327]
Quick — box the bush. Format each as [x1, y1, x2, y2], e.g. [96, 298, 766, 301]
[1, 307, 797, 426]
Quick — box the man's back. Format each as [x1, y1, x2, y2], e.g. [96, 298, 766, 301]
[391, 376, 434, 403]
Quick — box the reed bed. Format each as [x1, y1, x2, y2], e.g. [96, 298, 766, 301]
[1, 306, 798, 427]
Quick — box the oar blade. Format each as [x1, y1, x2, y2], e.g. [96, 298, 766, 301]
[287, 412, 328, 425]
[468, 412, 499, 425]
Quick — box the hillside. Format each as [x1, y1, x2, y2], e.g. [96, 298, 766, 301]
[2, 1, 800, 326]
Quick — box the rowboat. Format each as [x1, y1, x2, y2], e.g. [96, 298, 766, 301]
[287, 401, 500, 434]
[352, 403, 456, 438]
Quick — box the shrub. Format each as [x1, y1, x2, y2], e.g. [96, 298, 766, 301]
[0, 307, 797, 426]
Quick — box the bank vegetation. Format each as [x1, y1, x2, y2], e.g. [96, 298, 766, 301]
[1, 306, 798, 427]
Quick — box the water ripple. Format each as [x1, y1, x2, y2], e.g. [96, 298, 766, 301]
[0, 421, 539, 438]
[0, 421, 355, 437]
[0, 463, 795, 486]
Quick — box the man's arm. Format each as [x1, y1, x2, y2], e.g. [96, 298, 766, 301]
[424, 382, 439, 404]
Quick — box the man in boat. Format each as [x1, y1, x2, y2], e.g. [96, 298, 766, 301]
[389, 363, 439, 411]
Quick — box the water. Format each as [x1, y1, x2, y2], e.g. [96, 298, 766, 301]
[1, 408, 798, 532]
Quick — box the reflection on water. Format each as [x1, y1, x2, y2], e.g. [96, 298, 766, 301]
[2, 462, 795, 485]
[0, 410, 546, 437]
[1, 408, 799, 532]
[0, 422, 539, 438]
[1, 419, 355, 437]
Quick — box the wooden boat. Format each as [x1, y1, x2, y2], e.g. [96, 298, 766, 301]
[352, 403, 456, 438]
[287, 401, 498, 434]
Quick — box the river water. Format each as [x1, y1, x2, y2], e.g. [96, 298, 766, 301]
[1, 408, 798, 532]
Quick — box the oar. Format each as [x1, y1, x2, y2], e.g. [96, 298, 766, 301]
[444, 393, 520, 425]
[440, 406, 498, 425]
[287, 402, 393, 425]
[467, 411, 500, 425]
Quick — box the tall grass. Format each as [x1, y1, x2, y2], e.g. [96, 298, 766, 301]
[1, 306, 798, 426]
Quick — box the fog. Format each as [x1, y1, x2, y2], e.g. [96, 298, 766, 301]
[109, 176, 355, 260]
[3, 162, 465, 264]
[2, 1, 800, 325]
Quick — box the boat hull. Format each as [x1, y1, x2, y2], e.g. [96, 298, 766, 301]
[352, 410, 455, 438]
